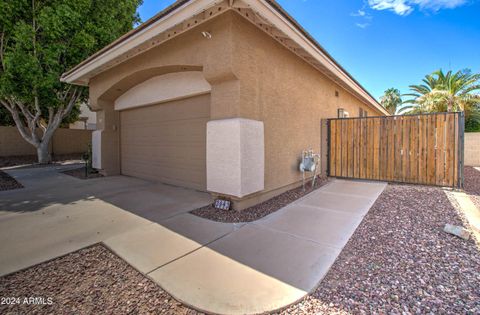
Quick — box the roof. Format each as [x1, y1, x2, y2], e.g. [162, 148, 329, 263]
[61, 0, 389, 115]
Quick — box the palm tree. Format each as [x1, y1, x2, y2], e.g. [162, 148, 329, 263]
[402, 69, 480, 113]
[401, 69, 480, 131]
[380, 88, 402, 115]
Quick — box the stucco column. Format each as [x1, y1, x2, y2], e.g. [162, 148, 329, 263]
[93, 100, 120, 175]
[204, 70, 265, 198]
[206, 118, 265, 198]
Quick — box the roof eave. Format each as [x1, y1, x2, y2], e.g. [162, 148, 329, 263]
[61, 0, 388, 115]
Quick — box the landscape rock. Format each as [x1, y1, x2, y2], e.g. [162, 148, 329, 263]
[443, 223, 470, 240]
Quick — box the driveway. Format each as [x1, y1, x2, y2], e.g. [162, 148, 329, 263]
[0, 164, 214, 276]
[0, 165, 386, 314]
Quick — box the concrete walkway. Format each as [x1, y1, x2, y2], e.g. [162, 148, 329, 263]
[0, 166, 386, 314]
[143, 179, 386, 314]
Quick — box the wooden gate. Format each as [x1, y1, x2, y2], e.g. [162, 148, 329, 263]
[327, 112, 464, 188]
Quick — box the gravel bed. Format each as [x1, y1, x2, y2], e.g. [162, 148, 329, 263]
[2, 181, 478, 314]
[0, 154, 82, 168]
[191, 177, 328, 223]
[0, 245, 200, 315]
[463, 166, 480, 209]
[0, 170, 23, 191]
[61, 167, 104, 180]
[277, 184, 480, 314]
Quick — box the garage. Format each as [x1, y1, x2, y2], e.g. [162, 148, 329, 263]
[120, 94, 210, 190]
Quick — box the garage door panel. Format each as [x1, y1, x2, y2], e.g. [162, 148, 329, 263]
[120, 94, 209, 190]
[121, 150, 206, 168]
[122, 122, 206, 144]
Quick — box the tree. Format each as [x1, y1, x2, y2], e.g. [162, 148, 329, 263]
[0, 0, 142, 163]
[380, 88, 402, 115]
[401, 69, 480, 131]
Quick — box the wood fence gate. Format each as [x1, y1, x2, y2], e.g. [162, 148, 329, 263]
[327, 112, 464, 188]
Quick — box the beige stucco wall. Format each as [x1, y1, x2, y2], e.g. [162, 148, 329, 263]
[0, 126, 92, 157]
[88, 12, 239, 176]
[225, 13, 384, 207]
[207, 118, 264, 197]
[87, 11, 385, 208]
[114, 71, 211, 111]
[465, 132, 480, 166]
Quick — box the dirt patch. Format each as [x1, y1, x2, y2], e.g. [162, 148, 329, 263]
[61, 167, 103, 180]
[0, 244, 200, 315]
[277, 184, 480, 314]
[0, 154, 83, 168]
[0, 170, 23, 191]
[191, 177, 328, 223]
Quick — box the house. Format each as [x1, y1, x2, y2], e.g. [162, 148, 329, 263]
[69, 103, 97, 130]
[61, 0, 388, 210]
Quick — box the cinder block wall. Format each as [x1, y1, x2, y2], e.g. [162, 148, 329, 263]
[51, 128, 92, 155]
[465, 132, 480, 166]
[0, 126, 92, 157]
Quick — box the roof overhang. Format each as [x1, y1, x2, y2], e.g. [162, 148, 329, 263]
[61, 0, 388, 115]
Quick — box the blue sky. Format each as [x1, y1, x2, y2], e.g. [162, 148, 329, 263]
[137, 0, 480, 100]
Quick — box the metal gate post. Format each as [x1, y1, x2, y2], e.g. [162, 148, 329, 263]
[326, 119, 331, 177]
[458, 112, 465, 189]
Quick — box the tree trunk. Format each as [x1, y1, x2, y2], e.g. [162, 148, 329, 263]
[447, 98, 454, 112]
[36, 142, 51, 164]
[0, 89, 81, 165]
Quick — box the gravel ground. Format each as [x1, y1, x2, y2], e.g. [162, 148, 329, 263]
[2, 180, 478, 314]
[0, 245, 200, 315]
[277, 184, 480, 314]
[0, 154, 82, 168]
[191, 177, 328, 223]
[463, 166, 480, 209]
[61, 167, 104, 180]
[0, 170, 23, 191]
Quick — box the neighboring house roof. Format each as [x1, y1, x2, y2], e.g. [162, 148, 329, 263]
[61, 0, 389, 115]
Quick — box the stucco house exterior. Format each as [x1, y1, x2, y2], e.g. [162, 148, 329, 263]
[61, 0, 388, 209]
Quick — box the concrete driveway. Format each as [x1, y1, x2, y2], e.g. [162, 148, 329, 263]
[0, 164, 215, 276]
[0, 165, 386, 314]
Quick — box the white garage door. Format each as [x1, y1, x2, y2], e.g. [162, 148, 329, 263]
[120, 94, 209, 190]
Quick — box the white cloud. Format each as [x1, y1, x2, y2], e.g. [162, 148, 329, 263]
[368, 0, 413, 15]
[351, 9, 367, 16]
[356, 22, 370, 28]
[367, 0, 468, 15]
[413, 0, 467, 10]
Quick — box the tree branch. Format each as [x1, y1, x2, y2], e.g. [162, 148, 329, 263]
[0, 31, 5, 71]
[61, 86, 80, 118]
[47, 107, 54, 125]
[1, 99, 38, 146]
[14, 99, 39, 142]
[0, 99, 13, 113]
[32, 95, 42, 132]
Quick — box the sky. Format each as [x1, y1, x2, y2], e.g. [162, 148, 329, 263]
[137, 0, 480, 100]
